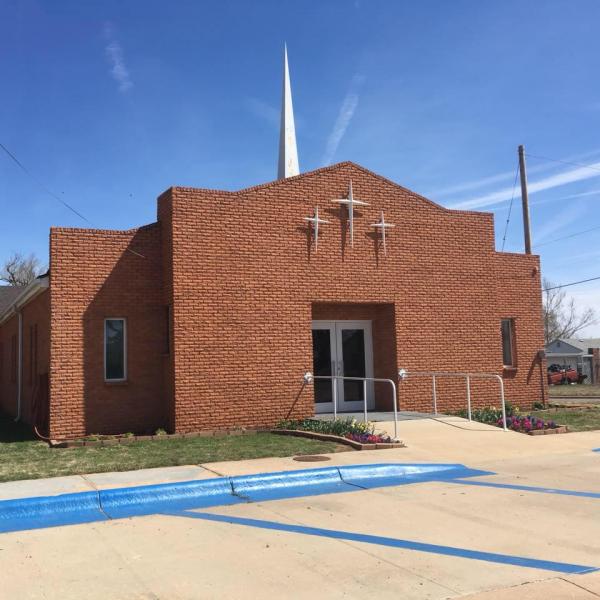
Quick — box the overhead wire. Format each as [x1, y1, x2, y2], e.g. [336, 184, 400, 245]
[1, 142, 93, 224]
[0, 140, 146, 260]
[525, 152, 600, 173]
[543, 276, 600, 292]
[533, 224, 600, 249]
[500, 159, 520, 251]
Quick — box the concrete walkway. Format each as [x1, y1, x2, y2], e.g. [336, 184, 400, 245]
[1, 416, 600, 598]
[1, 415, 599, 499]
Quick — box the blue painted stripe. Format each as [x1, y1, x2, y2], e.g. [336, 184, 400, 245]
[593, 448, 600, 453]
[101, 478, 243, 518]
[338, 463, 493, 489]
[0, 463, 488, 534]
[0, 491, 106, 534]
[170, 510, 598, 575]
[450, 479, 600, 499]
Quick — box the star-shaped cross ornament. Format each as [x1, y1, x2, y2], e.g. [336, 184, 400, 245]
[331, 180, 369, 247]
[304, 206, 330, 251]
[371, 211, 395, 255]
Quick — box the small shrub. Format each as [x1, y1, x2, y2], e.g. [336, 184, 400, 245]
[275, 417, 376, 437]
[154, 428, 167, 436]
[455, 402, 515, 425]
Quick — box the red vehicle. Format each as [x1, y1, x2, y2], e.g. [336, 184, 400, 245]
[547, 364, 587, 385]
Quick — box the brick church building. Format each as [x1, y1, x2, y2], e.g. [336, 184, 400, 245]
[0, 50, 547, 440]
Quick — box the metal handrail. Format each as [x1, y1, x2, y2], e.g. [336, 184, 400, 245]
[303, 373, 399, 440]
[397, 369, 507, 431]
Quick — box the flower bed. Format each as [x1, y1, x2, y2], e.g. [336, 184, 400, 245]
[273, 418, 404, 450]
[500, 415, 566, 435]
[455, 403, 566, 435]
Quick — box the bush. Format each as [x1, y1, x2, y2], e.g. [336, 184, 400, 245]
[455, 402, 515, 425]
[275, 417, 374, 437]
[275, 418, 394, 443]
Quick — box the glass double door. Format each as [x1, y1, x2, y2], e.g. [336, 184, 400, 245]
[311, 320, 374, 413]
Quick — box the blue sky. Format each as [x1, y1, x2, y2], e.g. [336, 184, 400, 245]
[1, 0, 599, 334]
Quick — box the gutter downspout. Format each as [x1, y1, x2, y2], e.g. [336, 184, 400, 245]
[14, 310, 23, 422]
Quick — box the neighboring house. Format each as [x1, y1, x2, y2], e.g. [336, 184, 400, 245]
[0, 161, 547, 440]
[545, 338, 600, 384]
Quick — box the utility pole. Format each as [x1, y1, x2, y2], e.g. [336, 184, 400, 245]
[518, 144, 532, 254]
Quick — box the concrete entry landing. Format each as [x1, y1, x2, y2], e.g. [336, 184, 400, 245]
[315, 410, 440, 422]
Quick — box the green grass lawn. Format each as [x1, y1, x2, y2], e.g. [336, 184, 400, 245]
[530, 407, 600, 432]
[548, 384, 600, 397]
[0, 415, 343, 483]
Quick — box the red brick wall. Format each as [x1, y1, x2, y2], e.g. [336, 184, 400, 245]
[156, 161, 546, 432]
[49, 224, 165, 439]
[0, 290, 50, 426]
[0, 309, 19, 418]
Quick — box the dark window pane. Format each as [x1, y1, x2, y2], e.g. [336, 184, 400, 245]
[501, 319, 513, 366]
[341, 329, 365, 402]
[105, 319, 125, 380]
[312, 329, 332, 403]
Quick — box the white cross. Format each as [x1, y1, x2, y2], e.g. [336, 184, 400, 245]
[304, 206, 330, 251]
[371, 211, 395, 255]
[331, 180, 369, 247]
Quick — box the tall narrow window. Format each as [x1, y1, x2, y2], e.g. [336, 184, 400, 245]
[105, 319, 126, 381]
[501, 318, 515, 367]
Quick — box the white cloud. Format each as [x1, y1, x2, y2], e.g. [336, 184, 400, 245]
[104, 23, 133, 93]
[322, 74, 365, 166]
[449, 160, 600, 210]
[432, 149, 600, 200]
[533, 203, 587, 245]
[569, 285, 600, 337]
[244, 97, 279, 128]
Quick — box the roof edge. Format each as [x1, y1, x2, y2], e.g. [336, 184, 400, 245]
[166, 161, 498, 218]
[0, 274, 49, 326]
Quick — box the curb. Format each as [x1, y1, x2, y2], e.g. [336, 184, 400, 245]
[0, 463, 491, 535]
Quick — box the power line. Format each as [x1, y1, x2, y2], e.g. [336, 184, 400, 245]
[0, 141, 92, 224]
[501, 159, 520, 251]
[534, 224, 600, 249]
[543, 276, 600, 292]
[0, 140, 146, 260]
[525, 152, 600, 173]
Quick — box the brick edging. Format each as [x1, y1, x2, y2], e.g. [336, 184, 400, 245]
[50, 429, 266, 448]
[271, 429, 405, 450]
[527, 426, 569, 436]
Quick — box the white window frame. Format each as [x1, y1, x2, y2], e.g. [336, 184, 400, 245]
[104, 318, 127, 382]
[501, 318, 515, 368]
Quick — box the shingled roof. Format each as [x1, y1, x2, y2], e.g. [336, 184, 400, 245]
[0, 286, 21, 315]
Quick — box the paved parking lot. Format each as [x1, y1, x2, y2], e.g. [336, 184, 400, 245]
[1, 418, 600, 599]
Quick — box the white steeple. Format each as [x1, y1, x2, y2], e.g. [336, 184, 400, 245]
[278, 44, 300, 179]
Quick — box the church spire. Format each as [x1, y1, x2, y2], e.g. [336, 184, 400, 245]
[278, 43, 300, 179]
